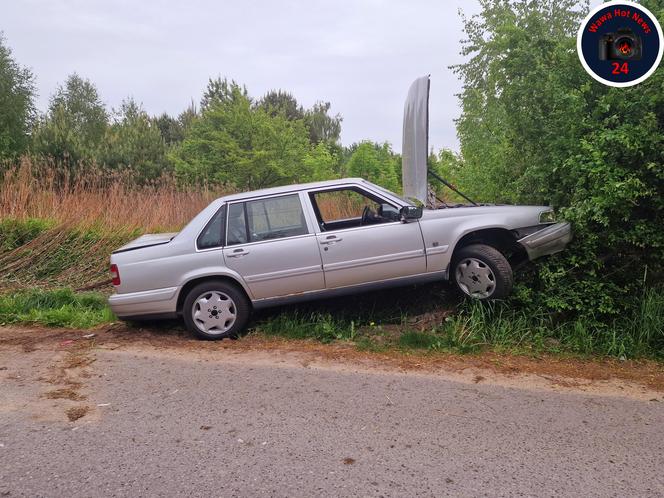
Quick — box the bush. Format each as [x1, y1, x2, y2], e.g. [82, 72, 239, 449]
[453, 0, 664, 322]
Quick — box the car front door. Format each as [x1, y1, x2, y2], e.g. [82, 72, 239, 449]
[307, 186, 426, 289]
[222, 193, 325, 300]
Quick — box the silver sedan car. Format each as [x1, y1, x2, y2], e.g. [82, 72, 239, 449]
[109, 178, 571, 339]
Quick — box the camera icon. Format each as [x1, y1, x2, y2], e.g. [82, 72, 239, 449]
[598, 27, 642, 60]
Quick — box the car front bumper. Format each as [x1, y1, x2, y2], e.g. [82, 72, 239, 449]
[517, 222, 572, 261]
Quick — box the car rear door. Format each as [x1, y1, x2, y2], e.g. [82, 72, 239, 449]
[306, 186, 426, 289]
[222, 192, 325, 300]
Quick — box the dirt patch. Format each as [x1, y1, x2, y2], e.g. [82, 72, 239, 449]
[1, 323, 663, 397]
[44, 387, 87, 401]
[0, 329, 99, 420]
[65, 405, 90, 421]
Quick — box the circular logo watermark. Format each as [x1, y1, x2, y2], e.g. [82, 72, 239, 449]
[577, 1, 663, 87]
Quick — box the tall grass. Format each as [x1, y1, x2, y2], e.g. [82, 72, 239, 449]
[1, 158, 368, 231]
[0, 158, 226, 232]
[255, 292, 664, 359]
[431, 297, 664, 358]
[0, 159, 375, 289]
[0, 159, 229, 288]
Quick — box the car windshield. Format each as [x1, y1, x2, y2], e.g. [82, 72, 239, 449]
[361, 180, 413, 206]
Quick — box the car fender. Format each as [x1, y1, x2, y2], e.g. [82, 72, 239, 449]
[177, 266, 254, 301]
[420, 216, 516, 272]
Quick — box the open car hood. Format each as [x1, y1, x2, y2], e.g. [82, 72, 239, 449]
[401, 75, 430, 205]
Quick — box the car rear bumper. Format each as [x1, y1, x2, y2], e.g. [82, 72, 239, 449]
[517, 222, 572, 260]
[108, 286, 179, 318]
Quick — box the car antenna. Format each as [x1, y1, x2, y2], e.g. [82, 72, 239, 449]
[427, 168, 478, 206]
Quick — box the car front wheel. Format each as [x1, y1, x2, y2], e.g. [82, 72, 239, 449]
[452, 244, 513, 300]
[183, 280, 251, 340]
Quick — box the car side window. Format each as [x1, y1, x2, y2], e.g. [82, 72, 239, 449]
[310, 188, 400, 231]
[315, 189, 379, 222]
[197, 205, 227, 250]
[227, 203, 248, 245]
[227, 194, 308, 245]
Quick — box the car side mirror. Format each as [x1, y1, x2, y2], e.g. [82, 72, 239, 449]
[400, 205, 423, 222]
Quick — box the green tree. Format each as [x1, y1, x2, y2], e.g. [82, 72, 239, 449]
[200, 77, 249, 110]
[100, 98, 169, 181]
[32, 73, 108, 166]
[454, 0, 664, 319]
[171, 85, 311, 189]
[427, 148, 464, 201]
[304, 101, 342, 144]
[0, 34, 36, 161]
[257, 90, 304, 121]
[257, 91, 342, 145]
[303, 142, 339, 181]
[153, 103, 197, 146]
[346, 141, 399, 192]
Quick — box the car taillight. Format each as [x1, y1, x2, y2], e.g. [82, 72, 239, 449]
[110, 264, 121, 286]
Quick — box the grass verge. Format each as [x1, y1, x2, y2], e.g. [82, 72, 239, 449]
[0, 288, 115, 328]
[0, 285, 661, 361]
[253, 288, 664, 360]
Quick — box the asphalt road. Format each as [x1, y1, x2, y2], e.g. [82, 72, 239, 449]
[1, 346, 663, 497]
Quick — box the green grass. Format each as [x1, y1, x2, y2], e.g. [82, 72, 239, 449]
[0, 217, 53, 251]
[257, 311, 357, 343]
[0, 280, 660, 361]
[254, 287, 664, 360]
[397, 331, 441, 349]
[0, 288, 115, 328]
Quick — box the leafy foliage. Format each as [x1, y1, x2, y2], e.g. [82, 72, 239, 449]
[345, 141, 400, 192]
[453, 0, 664, 321]
[153, 104, 196, 146]
[170, 78, 351, 189]
[171, 79, 313, 189]
[0, 36, 362, 188]
[303, 142, 339, 181]
[304, 101, 342, 144]
[32, 73, 108, 166]
[0, 34, 35, 161]
[100, 99, 169, 180]
[257, 90, 305, 121]
[200, 77, 249, 111]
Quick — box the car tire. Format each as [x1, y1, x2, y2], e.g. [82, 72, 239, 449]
[182, 280, 251, 340]
[452, 244, 513, 300]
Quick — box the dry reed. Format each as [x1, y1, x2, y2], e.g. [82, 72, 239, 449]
[0, 158, 377, 289]
[0, 158, 227, 232]
[0, 158, 394, 232]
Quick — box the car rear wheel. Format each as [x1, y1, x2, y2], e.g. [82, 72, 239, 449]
[183, 280, 251, 340]
[452, 244, 513, 300]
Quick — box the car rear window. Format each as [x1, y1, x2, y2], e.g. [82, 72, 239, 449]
[226, 194, 307, 245]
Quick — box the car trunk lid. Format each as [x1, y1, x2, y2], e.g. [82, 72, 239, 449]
[112, 232, 178, 253]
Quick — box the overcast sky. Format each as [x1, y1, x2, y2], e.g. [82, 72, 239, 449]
[2, 0, 484, 152]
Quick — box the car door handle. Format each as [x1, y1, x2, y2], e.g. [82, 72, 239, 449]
[227, 248, 249, 258]
[320, 236, 343, 245]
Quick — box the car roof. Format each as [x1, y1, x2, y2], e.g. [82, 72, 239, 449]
[218, 178, 372, 202]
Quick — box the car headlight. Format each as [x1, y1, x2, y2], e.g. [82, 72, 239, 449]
[539, 209, 556, 223]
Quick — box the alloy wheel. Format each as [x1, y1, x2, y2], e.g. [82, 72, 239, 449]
[455, 258, 496, 298]
[191, 291, 237, 335]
